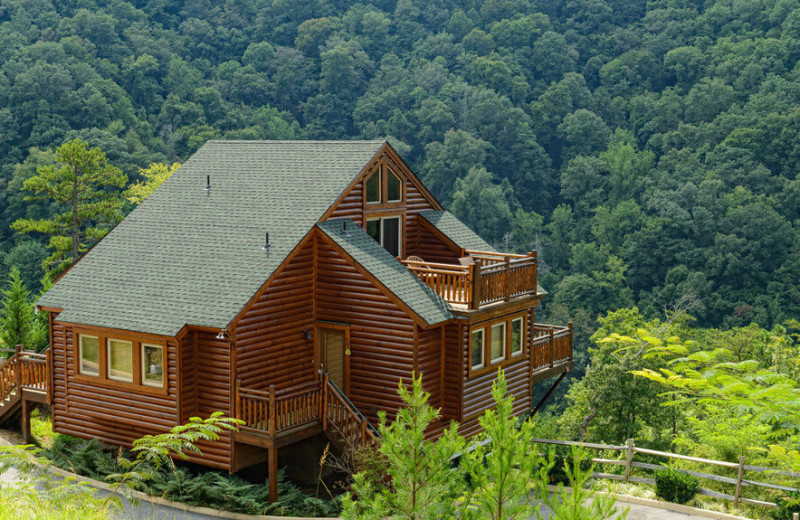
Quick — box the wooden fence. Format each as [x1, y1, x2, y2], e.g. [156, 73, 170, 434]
[532, 438, 800, 510]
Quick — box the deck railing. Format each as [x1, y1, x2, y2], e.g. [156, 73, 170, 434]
[532, 323, 573, 371]
[235, 380, 322, 436]
[0, 345, 50, 403]
[402, 250, 538, 309]
[235, 376, 377, 448]
[322, 374, 378, 448]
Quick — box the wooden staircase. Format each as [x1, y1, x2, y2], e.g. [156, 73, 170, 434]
[0, 345, 51, 442]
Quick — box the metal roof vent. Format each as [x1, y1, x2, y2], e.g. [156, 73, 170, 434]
[205, 175, 211, 191]
[262, 232, 271, 251]
[341, 220, 352, 238]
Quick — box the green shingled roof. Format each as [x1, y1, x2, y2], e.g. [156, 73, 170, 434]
[317, 220, 452, 326]
[419, 210, 496, 252]
[38, 140, 385, 337]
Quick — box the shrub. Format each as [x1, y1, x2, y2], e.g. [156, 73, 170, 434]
[654, 467, 699, 504]
[771, 490, 800, 520]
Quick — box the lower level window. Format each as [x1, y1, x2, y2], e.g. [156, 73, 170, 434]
[142, 344, 164, 387]
[108, 339, 133, 382]
[79, 335, 100, 376]
[491, 323, 506, 363]
[471, 329, 484, 370]
[511, 318, 523, 356]
[366, 216, 401, 256]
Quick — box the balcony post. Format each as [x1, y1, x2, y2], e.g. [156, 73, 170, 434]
[268, 385, 276, 437]
[531, 251, 538, 295]
[470, 260, 482, 309]
[234, 379, 240, 420]
[568, 322, 574, 360]
[503, 256, 511, 301]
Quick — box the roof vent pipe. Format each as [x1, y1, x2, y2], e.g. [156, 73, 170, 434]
[205, 175, 211, 192]
[262, 232, 271, 251]
[342, 220, 352, 238]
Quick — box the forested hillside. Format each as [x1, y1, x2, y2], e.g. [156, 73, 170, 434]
[1, 0, 799, 349]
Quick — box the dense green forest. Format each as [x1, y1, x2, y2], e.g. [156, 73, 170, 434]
[2, 0, 800, 370]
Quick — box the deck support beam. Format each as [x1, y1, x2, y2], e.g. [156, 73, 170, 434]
[530, 369, 568, 418]
[268, 446, 278, 503]
[21, 399, 31, 445]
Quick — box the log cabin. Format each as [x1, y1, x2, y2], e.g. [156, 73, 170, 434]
[0, 140, 572, 501]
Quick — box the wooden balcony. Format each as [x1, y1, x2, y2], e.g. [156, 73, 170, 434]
[532, 323, 573, 373]
[402, 250, 538, 309]
[233, 375, 377, 450]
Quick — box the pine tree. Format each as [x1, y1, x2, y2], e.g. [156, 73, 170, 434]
[0, 267, 35, 351]
[11, 139, 127, 275]
[462, 370, 548, 520]
[342, 374, 466, 520]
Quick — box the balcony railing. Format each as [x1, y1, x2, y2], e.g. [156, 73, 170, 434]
[234, 376, 376, 448]
[402, 250, 538, 309]
[531, 323, 573, 371]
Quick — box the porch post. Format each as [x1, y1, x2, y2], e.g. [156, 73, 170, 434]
[268, 446, 278, 503]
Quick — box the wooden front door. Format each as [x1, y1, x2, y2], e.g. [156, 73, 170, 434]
[317, 324, 350, 394]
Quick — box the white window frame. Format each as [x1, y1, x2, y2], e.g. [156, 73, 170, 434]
[79, 334, 100, 377]
[471, 329, 485, 370]
[141, 343, 164, 388]
[386, 167, 403, 202]
[491, 322, 506, 364]
[510, 317, 524, 357]
[107, 338, 133, 383]
[366, 216, 402, 256]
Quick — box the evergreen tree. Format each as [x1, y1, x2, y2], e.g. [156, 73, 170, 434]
[0, 267, 35, 351]
[11, 140, 127, 275]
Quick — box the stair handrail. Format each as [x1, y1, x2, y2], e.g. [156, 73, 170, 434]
[0, 346, 21, 403]
[320, 370, 380, 440]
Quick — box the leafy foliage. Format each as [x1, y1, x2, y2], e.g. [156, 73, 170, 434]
[124, 162, 181, 205]
[654, 467, 699, 505]
[11, 139, 126, 275]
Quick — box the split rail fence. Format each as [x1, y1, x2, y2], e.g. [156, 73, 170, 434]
[532, 438, 800, 510]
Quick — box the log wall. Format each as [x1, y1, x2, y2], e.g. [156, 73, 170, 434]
[460, 308, 535, 437]
[417, 325, 443, 409]
[315, 237, 416, 424]
[234, 240, 315, 391]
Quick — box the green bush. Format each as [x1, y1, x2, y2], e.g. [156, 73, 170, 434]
[42, 435, 339, 517]
[771, 490, 800, 520]
[654, 467, 699, 504]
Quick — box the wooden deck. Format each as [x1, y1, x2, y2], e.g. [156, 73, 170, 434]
[402, 249, 538, 309]
[233, 375, 377, 450]
[0, 346, 50, 443]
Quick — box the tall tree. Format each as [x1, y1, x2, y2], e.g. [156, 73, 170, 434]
[11, 140, 127, 274]
[0, 267, 34, 351]
[124, 162, 181, 205]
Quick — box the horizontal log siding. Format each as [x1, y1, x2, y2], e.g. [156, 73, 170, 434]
[190, 330, 232, 470]
[414, 224, 461, 264]
[442, 320, 462, 421]
[328, 182, 364, 225]
[326, 166, 447, 262]
[461, 309, 534, 434]
[235, 240, 315, 391]
[49, 320, 225, 464]
[417, 325, 442, 409]
[316, 238, 415, 424]
[180, 332, 196, 422]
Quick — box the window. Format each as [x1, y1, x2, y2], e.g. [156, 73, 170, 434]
[510, 318, 523, 356]
[387, 168, 402, 201]
[108, 339, 133, 382]
[367, 216, 401, 256]
[142, 344, 164, 387]
[469, 313, 528, 375]
[365, 172, 381, 203]
[79, 335, 100, 376]
[363, 163, 403, 205]
[471, 329, 484, 370]
[491, 323, 506, 363]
